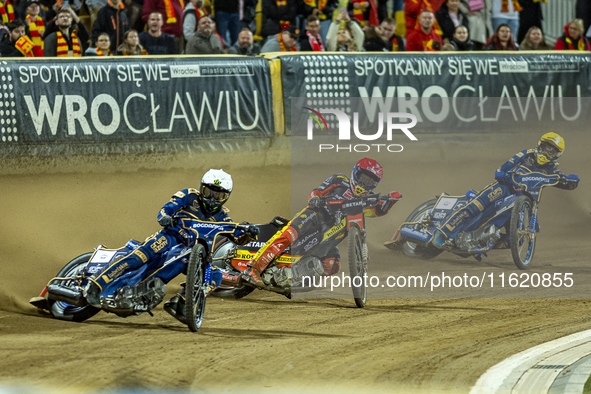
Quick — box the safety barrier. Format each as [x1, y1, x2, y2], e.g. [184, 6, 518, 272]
[1, 52, 589, 157]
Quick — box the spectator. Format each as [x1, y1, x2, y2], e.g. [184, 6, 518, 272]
[213, 0, 239, 46]
[405, 0, 444, 35]
[139, 11, 176, 53]
[227, 27, 260, 55]
[183, 0, 206, 43]
[0, 0, 15, 24]
[142, 0, 184, 52]
[517, 0, 543, 43]
[260, 25, 299, 52]
[491, 0, 520, 38]
[450, 24, 473, 50]
[91, 0, 128, 51]
[298, 0, 337, 45]
[364, 24, 388, 51]
[406, 9, 442, 51]
[43, 7, 85, 56]
[85, 31, 114, 54]
[0, 19, 34, 56]
[260, 0, 296, 40]
[117, 28, 147, 54]
[554, 19, 590, 51]
[519, 26, 550, 50]
[349, 0, 379, 27]
[43, 6, 89, 51]
[326, 8, 364, 51]
[24, 0, 44, 57]
[85, 0, 107, 28]
[435, 0, 467, 44]
[300, 14, 324, 52]
[458, 0, 491, 50]
[185, 14, 222, 54]
[441, 42, 454, 50]
[485, 23, 517, 50]
[380, 17, 405, 51]
[125, 0, 144, 32]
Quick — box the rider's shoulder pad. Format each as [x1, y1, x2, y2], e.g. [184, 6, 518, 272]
[187, 188, 199, 194]
[173, 190, 186, 198]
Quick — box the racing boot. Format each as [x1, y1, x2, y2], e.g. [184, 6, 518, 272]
[242, 226, 298, 286]
[163, 294, 187, 325]
[431, 230, 448, 249]
[83, 279, 102, 308]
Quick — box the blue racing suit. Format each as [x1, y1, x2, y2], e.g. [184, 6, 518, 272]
[92, 188, 231, 297]
[437, 149, 578, 239]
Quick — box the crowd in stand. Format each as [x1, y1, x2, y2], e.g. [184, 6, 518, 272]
[0, 0, 589, 57]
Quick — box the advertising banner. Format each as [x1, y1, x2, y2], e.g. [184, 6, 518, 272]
[281, 53, 591, 133]
[0, 56, 274, 152]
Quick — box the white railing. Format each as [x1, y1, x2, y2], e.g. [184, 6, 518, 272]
[541, 0, 576, 40]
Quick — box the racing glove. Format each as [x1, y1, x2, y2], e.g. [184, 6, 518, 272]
[559, 174, 580, 190]
[388, 191, 402, 202]
[308, 196, 322, 209]
[495, 170, 512, 184]
[158, 215, 177, 228]
[376, 191, 402, 215]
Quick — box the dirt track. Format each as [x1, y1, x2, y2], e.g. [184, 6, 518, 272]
[1, 131, 590, 393]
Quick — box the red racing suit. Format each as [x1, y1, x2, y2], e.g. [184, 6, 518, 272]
[250, 173, 400, 276]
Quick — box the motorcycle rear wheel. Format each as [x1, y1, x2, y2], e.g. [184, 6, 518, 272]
[210, 239, 255, 299]
[48, 252, 101, 322]
[348, 225, 367, 308]
[510, 196, 536, 270]
[401, 199, 443, 260]
[185, 243, 208, 332]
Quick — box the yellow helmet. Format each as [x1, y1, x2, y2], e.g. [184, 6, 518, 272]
[535, 132, 565, 165]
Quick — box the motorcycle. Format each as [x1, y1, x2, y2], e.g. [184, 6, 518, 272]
[212, 193, 389, 308]
[385, 165, 576, 269]
[29, 219, 258, 332]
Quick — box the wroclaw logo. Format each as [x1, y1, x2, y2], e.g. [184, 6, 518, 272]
[305, 108, 418, 153]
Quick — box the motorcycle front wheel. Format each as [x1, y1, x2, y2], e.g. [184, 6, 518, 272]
[48, 252, 101, 322]
[510, 196, 536, 270]
[401, 199, 443, 260]
[348, 225, 367, 308]
[185, 243, 208, 332]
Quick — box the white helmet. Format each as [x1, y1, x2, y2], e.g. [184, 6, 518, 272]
[199, 169, 233, 215]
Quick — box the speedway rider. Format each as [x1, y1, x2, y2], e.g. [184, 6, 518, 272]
[242, 158, 402, 286]
[84, 169, 255, 323]
[432, 132, 580, 248]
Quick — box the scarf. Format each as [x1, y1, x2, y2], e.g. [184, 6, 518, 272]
[303, 0, 327, 19]
[306, 31, 324, 51]
[500, 0, 522, 13]
[15, 35, 34, 57]
[26, 15, 45, 49]
[278, 33, 296, 51]
[391, 36, 400, 51]
[164, 0, 184, 24]
[96, 48, 113, 56]
[565, 37, 586, 51]
[0, 0, 14, 23]
[56, 31, 82, 57]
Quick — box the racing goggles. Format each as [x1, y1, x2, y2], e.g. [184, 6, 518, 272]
[200, 184, 229, 201]
[539, 141, 558, 159]
[354, 170, 380, 190]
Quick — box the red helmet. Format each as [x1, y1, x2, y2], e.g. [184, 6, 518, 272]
[350, 158, 383, 196]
